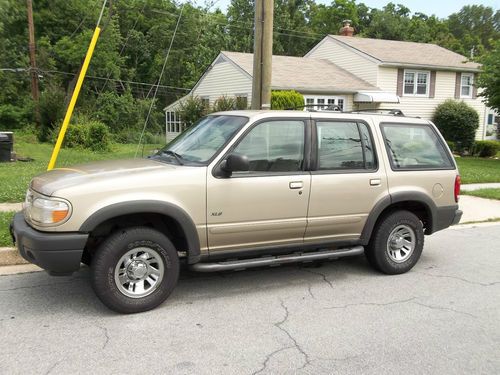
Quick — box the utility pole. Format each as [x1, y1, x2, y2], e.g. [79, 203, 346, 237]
[251, 0, 273, 110]
[26, 0, 40, 127]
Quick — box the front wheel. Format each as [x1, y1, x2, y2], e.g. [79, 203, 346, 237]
[91, 227, 179, 313]
[365, 210, 424, 275]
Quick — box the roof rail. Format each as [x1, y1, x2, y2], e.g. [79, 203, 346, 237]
[347, 108, 406, 116]
[286, 104, 343, 112]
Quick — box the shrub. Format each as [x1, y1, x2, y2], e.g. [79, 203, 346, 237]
[212, 96, 236, 112]
[87, 121, 111, 151]
[55, 117, 111, 152]
[433, 100, 479, 153]
[446, 140, 456, 152]
[271, 90, 304, 110]
[38, 85, 66, 141]
[472, 140, 500, 157]
[178, 96, 207, 127]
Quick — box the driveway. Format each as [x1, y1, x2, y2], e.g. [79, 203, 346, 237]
[0, 224, 499, 374]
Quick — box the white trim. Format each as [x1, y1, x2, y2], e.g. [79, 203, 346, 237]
[403, 69, 430, 97]
[379, 62, 480, 73]
[460, 73, 474, 99]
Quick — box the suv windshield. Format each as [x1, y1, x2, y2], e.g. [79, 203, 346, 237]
[155, 115, 248, 165]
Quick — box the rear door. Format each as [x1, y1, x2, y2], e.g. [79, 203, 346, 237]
[207, 118, 311, 253]
[304, 118, 388, 244]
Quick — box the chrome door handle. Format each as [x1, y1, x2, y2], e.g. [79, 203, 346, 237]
[289, 181, 303, 189]
[370, 179, 381, 186]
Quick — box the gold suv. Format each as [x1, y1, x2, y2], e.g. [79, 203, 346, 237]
[11, 110, 462, 313]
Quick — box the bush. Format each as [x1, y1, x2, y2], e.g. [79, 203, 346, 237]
[446, 140, 456, 152]
[433, 100, 479, 153]
[271, 90, 304, 110]
[55, 117, 111, 152]
[472, 140, 500, 157]
[39, 85, 66, 141]
[212, 96, 235, 112]
[178, 96, 207, 127]
[87, 121, 111, 151]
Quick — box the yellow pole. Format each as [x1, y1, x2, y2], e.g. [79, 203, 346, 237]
[47, 26, 101, 170]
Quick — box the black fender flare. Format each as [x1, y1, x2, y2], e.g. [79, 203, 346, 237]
[360, 192, 438, 244]
[79, 201, 201, 264]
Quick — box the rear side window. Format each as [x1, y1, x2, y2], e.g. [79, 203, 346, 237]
[316, 121, 376, 170]
[381, 123, 453, 170]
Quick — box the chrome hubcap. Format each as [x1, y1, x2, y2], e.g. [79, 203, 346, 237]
[386, 225, 416, 263]
[114, 247, 164, 298]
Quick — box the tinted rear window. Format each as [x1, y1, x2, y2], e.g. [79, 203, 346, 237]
[381, 123, 453, 170]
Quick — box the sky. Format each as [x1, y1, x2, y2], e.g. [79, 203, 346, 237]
[201, 0, 499, 19]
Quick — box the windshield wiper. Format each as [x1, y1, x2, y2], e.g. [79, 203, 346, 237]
[160, 150, 184, 165]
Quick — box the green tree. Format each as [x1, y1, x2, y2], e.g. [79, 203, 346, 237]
[478, 39, 500, 113]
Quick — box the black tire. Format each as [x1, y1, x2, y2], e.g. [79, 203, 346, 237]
[91, 227, 179, 314]
[365, 210, 424, 275]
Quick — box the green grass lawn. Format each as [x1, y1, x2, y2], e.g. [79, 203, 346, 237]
[0, 211, 15, 247]
[461, 188, 500, 200]
[0, 138, 162, 203]
[455, 157, 500, 184]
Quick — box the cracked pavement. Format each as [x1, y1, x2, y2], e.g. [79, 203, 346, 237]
[0, 224, 499, 374]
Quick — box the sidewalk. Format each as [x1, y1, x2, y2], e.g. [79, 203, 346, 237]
[0, 202, 22, 212]
[461, 183, 500, 191]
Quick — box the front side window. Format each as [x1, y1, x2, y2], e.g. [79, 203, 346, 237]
[157, 115, 248, 165]
[381, 123, 453, 170]
[233, 120, 305, 173]
[461, 73, 473, 98]
[316, 121, 375, 170]
[404, 70, 429, 96]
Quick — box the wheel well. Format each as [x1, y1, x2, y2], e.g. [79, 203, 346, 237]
[377, 201, 431, 233]
[81, 213, 188, 265]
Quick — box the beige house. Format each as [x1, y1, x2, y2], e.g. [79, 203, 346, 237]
[307, 35, 493, 139]
[165, 34, 494, 141]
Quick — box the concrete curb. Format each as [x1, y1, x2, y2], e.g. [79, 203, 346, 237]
[0, 247, 28, 267]
[0, 203, 22, 212]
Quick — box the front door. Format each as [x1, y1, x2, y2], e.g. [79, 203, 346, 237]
[207, 119, 311, 253]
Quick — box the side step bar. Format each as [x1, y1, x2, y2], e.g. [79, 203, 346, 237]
[190, 246, 364, 272]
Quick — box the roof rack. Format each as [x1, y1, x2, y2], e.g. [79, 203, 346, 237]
[286, 104, 343, 112]
[347, 108, 406, 116]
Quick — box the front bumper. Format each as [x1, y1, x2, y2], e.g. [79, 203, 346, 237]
[10, 212, 88, 275]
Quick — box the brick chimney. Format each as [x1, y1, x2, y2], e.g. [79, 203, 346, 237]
[339, 19, 354, 36]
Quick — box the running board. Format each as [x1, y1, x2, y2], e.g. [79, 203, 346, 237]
[190, 246, 364, 272]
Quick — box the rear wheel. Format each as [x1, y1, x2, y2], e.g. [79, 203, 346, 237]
[91, 227, 179, 313]
[365, 210, 424, 274]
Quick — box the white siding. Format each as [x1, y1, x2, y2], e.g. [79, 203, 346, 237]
[192, 60, 252, 106]
[306, 38, 378, 85]
[377, 68, 487, 139]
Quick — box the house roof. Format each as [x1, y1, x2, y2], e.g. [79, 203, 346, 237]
[221, 51, 378, 93]
[328, 35, 481, 71]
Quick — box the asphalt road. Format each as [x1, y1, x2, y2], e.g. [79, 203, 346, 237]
[1, 224, 499, 375]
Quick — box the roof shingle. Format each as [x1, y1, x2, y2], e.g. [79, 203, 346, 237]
[221, 51, 378, 92]
[328, 35, 480, 70]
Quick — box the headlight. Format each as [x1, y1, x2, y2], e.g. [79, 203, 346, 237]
[24, 190, 71, 225]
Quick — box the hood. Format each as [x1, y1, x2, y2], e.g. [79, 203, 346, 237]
[31, 158, 176, 196]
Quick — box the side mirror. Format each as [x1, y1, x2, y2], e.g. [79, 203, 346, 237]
[220, 153, 249, 176]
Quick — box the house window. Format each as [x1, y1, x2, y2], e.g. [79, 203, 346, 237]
[165, 111, 184, 139]
[461, 73, 473, 98]
[235, 95, 248, 110]
[487, 114, 494, 125]
[201, 97, 210, 110]
[404, 70, 430, 96]
[304, 96, 346, 111]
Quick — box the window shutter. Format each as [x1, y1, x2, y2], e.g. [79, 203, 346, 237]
[396, 68, 404, 97]
[454, 72, 461, 99]
[429, 71, 436, 98]
[472, 73, 478, 99]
